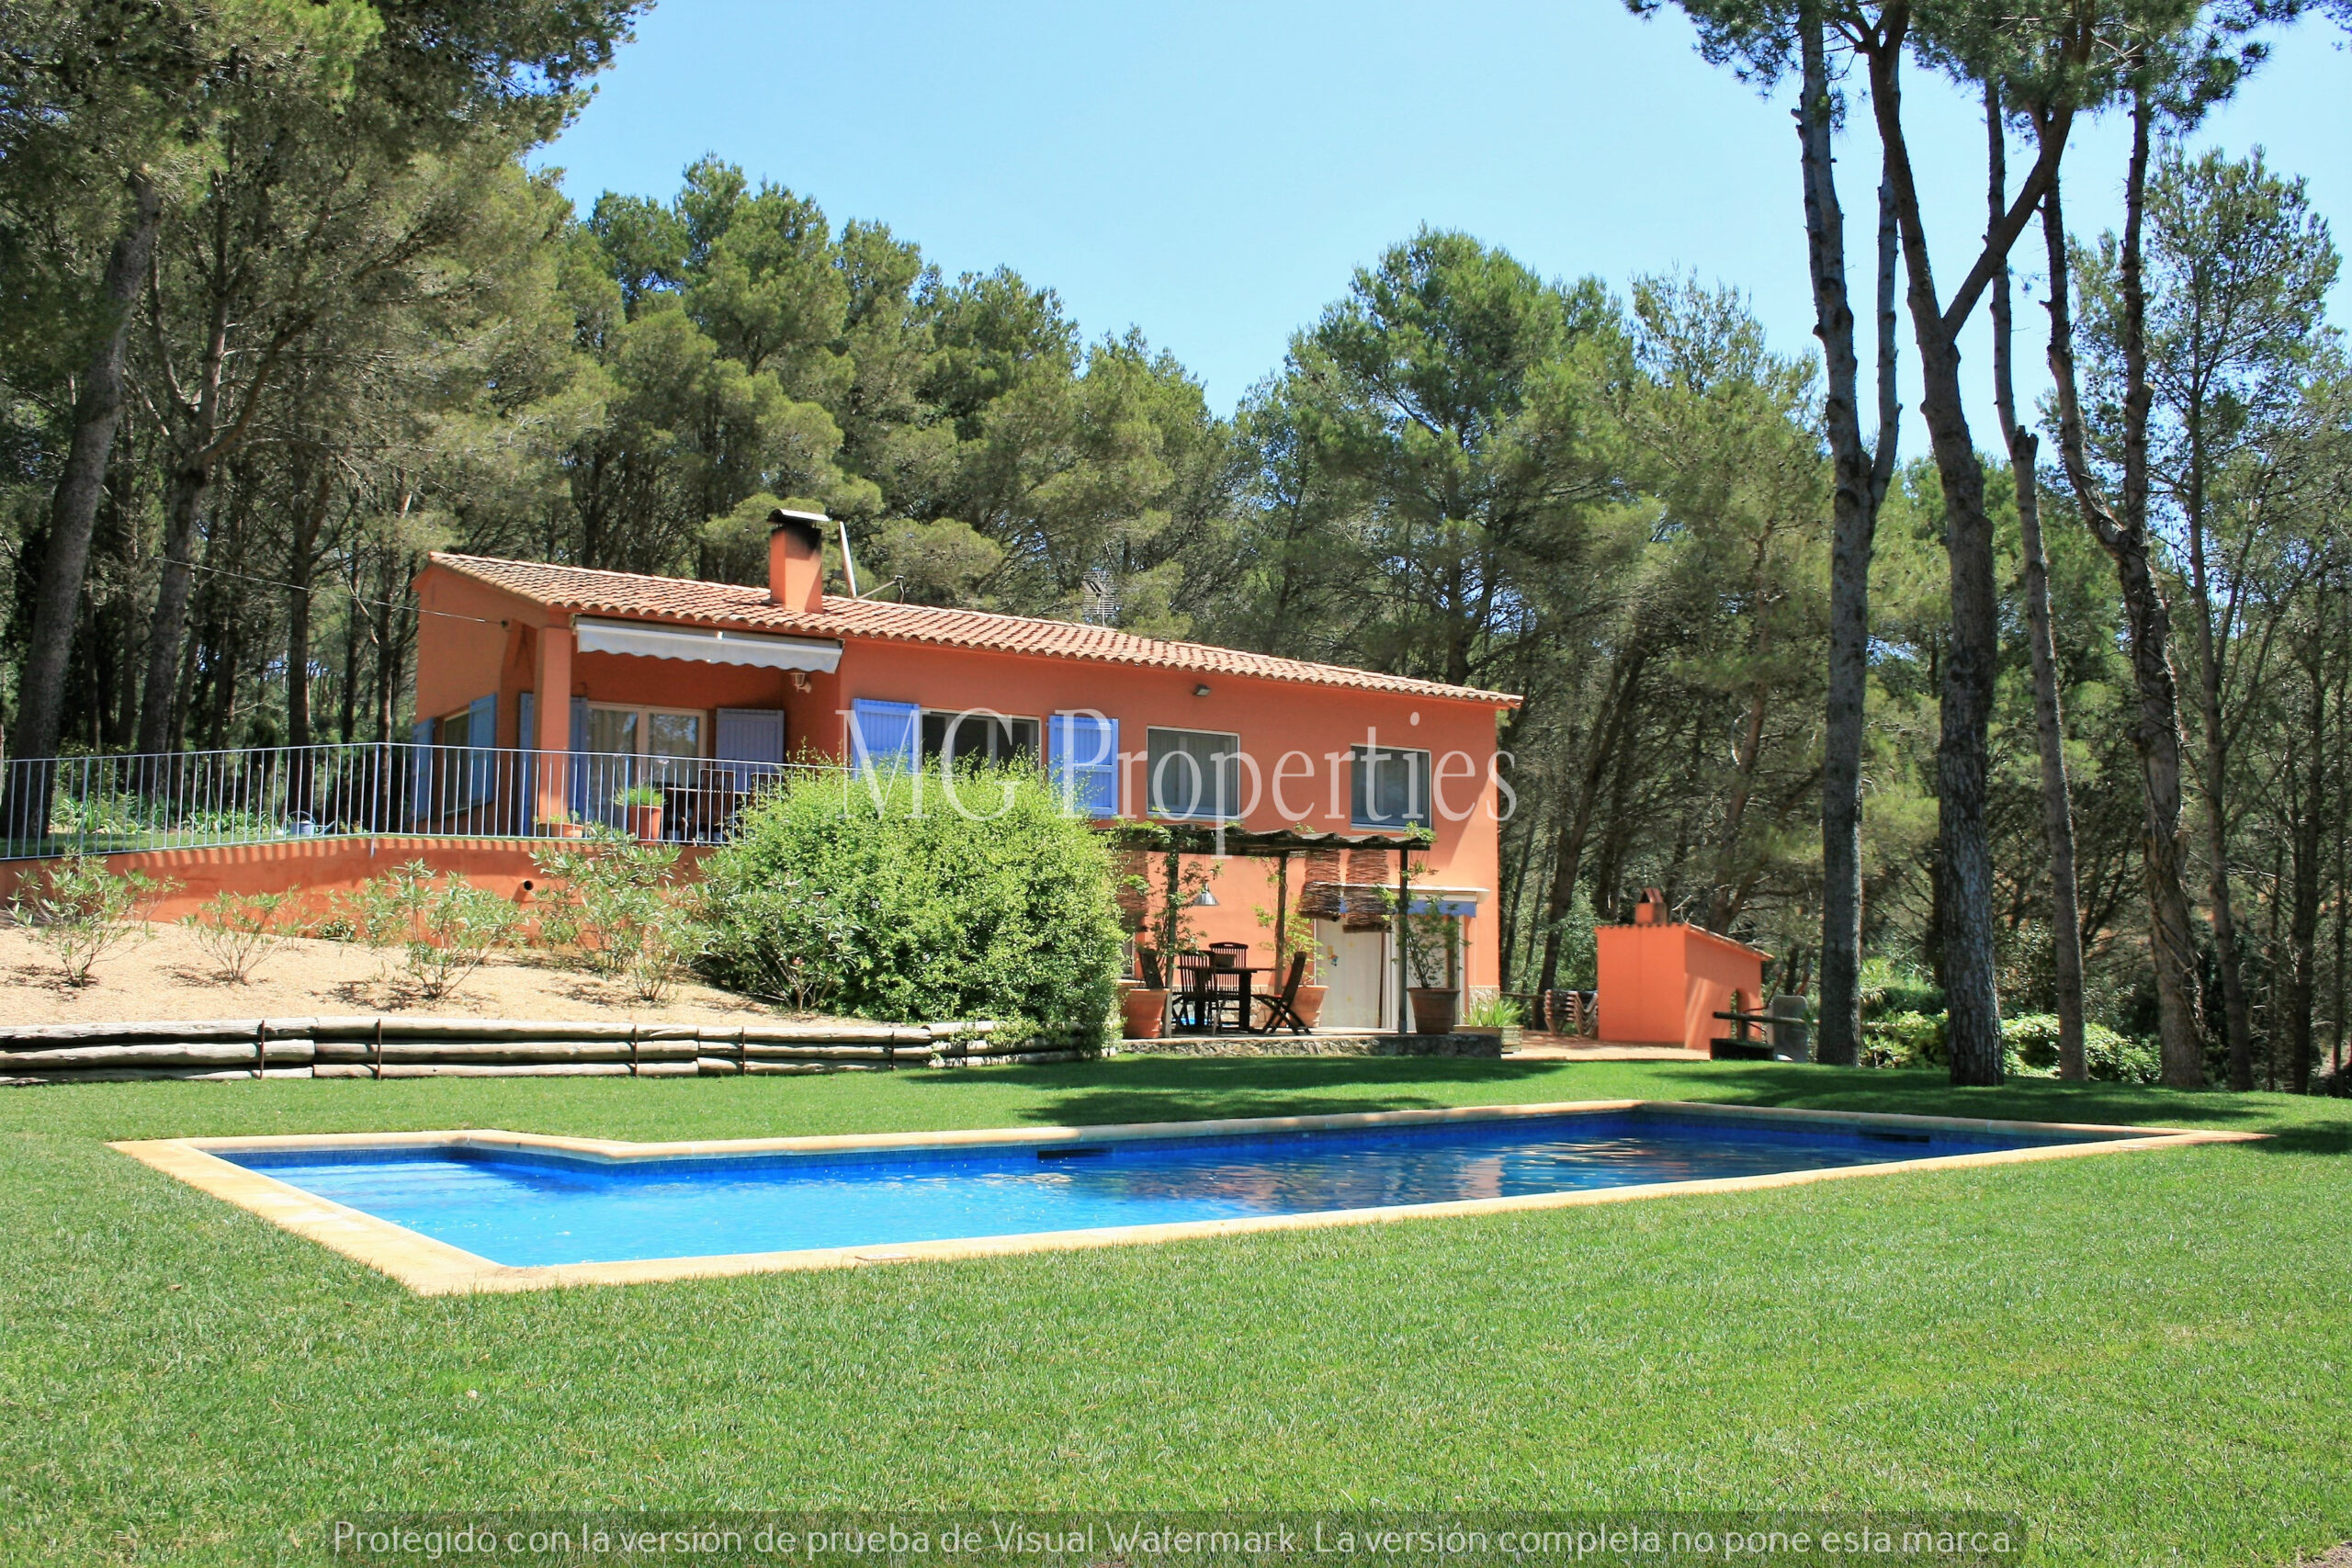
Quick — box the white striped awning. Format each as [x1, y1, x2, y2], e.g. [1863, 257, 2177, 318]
[572, 615, 842, 673]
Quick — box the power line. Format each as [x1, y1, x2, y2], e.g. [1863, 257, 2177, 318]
[164, 558, 506, 626]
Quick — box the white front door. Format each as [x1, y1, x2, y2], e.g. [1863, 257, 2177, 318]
[1317, 920, 1392, 1031]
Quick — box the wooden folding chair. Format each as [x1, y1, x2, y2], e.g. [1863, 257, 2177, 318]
[1171, 953, 1216, 1032]
[1255, 953, 1311, 1035]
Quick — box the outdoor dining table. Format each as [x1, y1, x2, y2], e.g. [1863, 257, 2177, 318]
[1174, 963, 1276, 1035]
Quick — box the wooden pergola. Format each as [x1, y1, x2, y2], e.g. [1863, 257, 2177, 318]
[1106, 822, 1436, 1032]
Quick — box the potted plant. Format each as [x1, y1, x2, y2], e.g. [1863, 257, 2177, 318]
[538, 807, 586, 840]
[1120, 953, 1167, 1040]
[1459, 991, 1524, 1048]
[1396, 876, 1460, 1035]
[614, 784, 664, 843]
[1408, 984, 1460, 1036]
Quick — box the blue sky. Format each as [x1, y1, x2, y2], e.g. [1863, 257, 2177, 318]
[535, 0, 2349, 444]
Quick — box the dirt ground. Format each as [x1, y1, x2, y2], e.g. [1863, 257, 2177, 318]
[0, 919, 783, 1025]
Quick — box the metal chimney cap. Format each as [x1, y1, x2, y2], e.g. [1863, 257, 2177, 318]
[769, 506, 830, 530]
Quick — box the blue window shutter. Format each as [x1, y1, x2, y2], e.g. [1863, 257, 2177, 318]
[1050, 713, 1119, 818]
[515, 694, 537, 833]
[467, 693, 496, 804]
[716, 707, 786, 787]
[849, 698, 918, 776]
[409, 718, 434, 823]
[568, 697, 590, 818]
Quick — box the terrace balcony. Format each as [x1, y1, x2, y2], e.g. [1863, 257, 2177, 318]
[0, 742, 835, 863]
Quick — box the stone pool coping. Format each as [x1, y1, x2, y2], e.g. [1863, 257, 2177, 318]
[112, 1100, 2259, 1296]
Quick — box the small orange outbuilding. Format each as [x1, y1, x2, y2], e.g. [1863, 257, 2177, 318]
[1594, 920, 1770, 1054]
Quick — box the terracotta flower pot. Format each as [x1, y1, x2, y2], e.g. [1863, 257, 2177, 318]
[1291, 985, 1327, 1029]
[1122, 988, 1168, 1040]
[1408, 987, 1460, 1036]
[547, 819, 586, 840]
[624, 804, 663, 843]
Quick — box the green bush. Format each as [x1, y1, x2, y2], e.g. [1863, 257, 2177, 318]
[1859, 961, 1944, 1021]
[8, 852, 175, 987]
[698, 764, 1124, 1041]
[2099, 1033, 2164, 1085]
[2002, 1013, 2162, 1084]
[349, 860, 520, 1000]
[1861, 1009, 1947, 1069]
[1860, 1008, 2162, 1084]
[531, 829, 698, 1003]
[182, 890, 292, 983]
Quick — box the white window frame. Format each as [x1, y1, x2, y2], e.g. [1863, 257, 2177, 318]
[1350, 744, 1432, 830]
[1147, 726, 1243, 821]
[920, 708, 1040, 767]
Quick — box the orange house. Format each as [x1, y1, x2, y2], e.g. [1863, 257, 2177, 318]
[410, 510, 1521, 1025]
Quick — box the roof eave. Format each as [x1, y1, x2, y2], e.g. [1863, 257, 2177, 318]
[427, 552, 1521, 706]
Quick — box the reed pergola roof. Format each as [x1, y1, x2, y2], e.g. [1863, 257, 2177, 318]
[1102, 822, 1431, 858]
[1107, 822, 1442, 1033]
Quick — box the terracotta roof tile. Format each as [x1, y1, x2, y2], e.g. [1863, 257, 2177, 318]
[427, 553, 1521, 706]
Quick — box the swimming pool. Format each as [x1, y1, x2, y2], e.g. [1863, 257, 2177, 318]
[219, 1109, 2082, 1268]
[118, 1102, 2229, 1293]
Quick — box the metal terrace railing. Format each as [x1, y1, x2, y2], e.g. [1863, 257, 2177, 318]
[0, 743, 836, 862]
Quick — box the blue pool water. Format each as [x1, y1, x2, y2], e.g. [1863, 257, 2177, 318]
[223, 1111, 2081, 1268]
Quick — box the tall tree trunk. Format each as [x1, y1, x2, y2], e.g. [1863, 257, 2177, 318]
[338, 557, 362, 744]
[137, 460, 213, 754]
[2335, 618, 2350, 1082]
[1589, 720, 1644, 925]
[1709, 538, 1777, 934]
[2335, 698, 2348, 1081]
[137, 238, 290, 754]
[1988, 90, 2087, 1082]
[1803, 0, 1897, 1069]
[2184, 463, 2256, 1088]
[2263, 833, 2283, 1091]
[1866, 29, 2005, 1085]
[139, 277, 234, 758]
[2285, 592, 2328, 1094]
[286, 465, 331, 750]
[208, 613, 240, 751]
[2287, 761, 2319, 1093]
[3, 171, 162, 834]
[2040, 107, 2207, 1089]
[371, 585, 395, 745]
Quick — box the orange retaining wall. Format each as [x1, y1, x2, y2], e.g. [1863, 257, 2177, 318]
[4, 839, 1395, 986]
[1594, 923, 1770, 1053]
[0, 839, 712, 924]
[6, 833, 1453, 998]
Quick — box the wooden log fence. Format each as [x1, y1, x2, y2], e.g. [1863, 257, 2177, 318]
[0, 1016, 1095, 1085]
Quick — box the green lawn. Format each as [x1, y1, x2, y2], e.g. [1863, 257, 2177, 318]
[4, 1058, 2346, 1566]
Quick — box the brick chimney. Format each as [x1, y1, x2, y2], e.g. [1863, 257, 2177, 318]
[768, 508, 827, 612]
